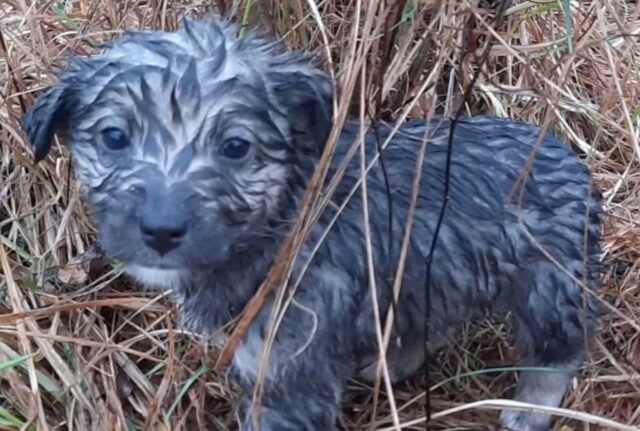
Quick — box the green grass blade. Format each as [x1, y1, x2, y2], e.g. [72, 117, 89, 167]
[560, 0, 573, 52]
[431, 365, 575, 392]
[0, 406, 26, 428]
[0, 353, 37, 373]
[0, 234, 31, 261]
[0, 342, 63, 396]
[163, 364, 210, 424]
[239, 0, 254, 37]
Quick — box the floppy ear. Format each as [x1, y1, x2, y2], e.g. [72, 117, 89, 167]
[22, 81, 75, 162]
[269, 69, 334, 155]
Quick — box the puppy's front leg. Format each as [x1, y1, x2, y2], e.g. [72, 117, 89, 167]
[234, 268, 355, 431]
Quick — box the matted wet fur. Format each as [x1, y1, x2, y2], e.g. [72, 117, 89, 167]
[22, 16, 603, 431]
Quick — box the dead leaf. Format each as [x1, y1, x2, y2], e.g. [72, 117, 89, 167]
[56, 245, 109, 285]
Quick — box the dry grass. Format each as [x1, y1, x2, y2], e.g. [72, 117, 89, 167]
[1, 0, 640, 430]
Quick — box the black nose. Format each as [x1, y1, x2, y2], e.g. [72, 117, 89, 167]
[138, 183, 190, 255]
[140, 221, 187, 255]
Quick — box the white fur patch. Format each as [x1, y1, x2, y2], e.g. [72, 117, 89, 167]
[499, 364, 575, 431]
[126, 264, 185, 289]
[232, 334, 261, 382]
[232, 327, 279, 383]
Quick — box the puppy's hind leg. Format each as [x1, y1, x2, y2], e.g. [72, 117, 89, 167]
[499, 262, 597, 431]
[499, 354, 582, 431]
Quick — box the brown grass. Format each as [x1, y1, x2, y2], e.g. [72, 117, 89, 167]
[1, 0, 640, 430]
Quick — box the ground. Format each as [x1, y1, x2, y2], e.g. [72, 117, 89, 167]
[0, 1, 639, 430]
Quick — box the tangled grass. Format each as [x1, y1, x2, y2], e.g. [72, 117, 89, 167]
[1, 0, 639, 430]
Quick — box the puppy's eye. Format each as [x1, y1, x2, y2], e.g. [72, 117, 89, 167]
[100, 127, 130, 150]
[221, 138, 251, 160]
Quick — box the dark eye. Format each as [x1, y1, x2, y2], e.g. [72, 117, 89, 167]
[221, 138, 251, 160]
[100, 127, 129, 150]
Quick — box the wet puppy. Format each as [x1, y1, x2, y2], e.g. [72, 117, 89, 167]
[23, 16, 602, 431]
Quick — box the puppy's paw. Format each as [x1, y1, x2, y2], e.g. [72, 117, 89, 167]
[499, 409, 552, 431]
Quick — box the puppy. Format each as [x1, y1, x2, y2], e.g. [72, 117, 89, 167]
[22, 16, 603, 431]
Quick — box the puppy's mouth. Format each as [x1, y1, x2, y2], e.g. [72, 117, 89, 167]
[125, 263, 186, 289]
[144, 262, 181, 270]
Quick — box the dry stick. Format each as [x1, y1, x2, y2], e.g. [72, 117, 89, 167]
[486, 9, 640, 332]
[102, 353, 129, 429]
[248, 5, 382, 426]
[507, 103, 605, 371]
[601, 6, 640, 165]
[366, 35, 448, 426]
[142, 315, 175, 431]
[216, 0, 380, 375]
[365, 0, 399, 424]
[0, 297, 159, 325]
[245, 17, 342, 430]
[256, 8, 388, 388]
[289, 12, 439, 297]
[213, 120, 333, 371]
[421, 0, 510, 427]
[377, 399, 640, 431]
[0, 242, 48, 430]
[247, 4, 394, 427]
[357, 57, 402, 430]
[370, 0, 398, 304]
[288, 22, 448, 298]
[0, 26, 27, 114]
[249, 3, 390, 404]
[302, 17, 388, 233]
[213, 9, 348, 375]
[470, 8, 602, 140]
[498, 4, 640, 409]
[303, 0, 337, 89]
[249, 4, 382, 427]
[504, 42, 603, 397]
[599, 5, 640, 202]
[70, 291, 176, 400]
[279, 77, 447, 366]
[0, 297, 165, 409]
[0, 329, 171, 361]
[368, 120, 432, 430]
[381, 17, 436, 102]
[372, 0, 407, 279]
[425, 0, 507, 429]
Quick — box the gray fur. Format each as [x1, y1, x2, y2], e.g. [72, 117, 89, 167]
[22, 16, 603, 431]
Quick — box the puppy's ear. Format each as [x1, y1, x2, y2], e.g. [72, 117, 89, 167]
[269, 69, 334, 155]
[22, 80, 76, 162]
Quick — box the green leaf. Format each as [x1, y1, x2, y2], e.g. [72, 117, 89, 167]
[530, 1, 560, 15]
[401, 4, 417, 23]
[632, 104, 640, 125]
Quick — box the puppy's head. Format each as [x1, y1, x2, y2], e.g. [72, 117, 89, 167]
[23, 17, 333, 275]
